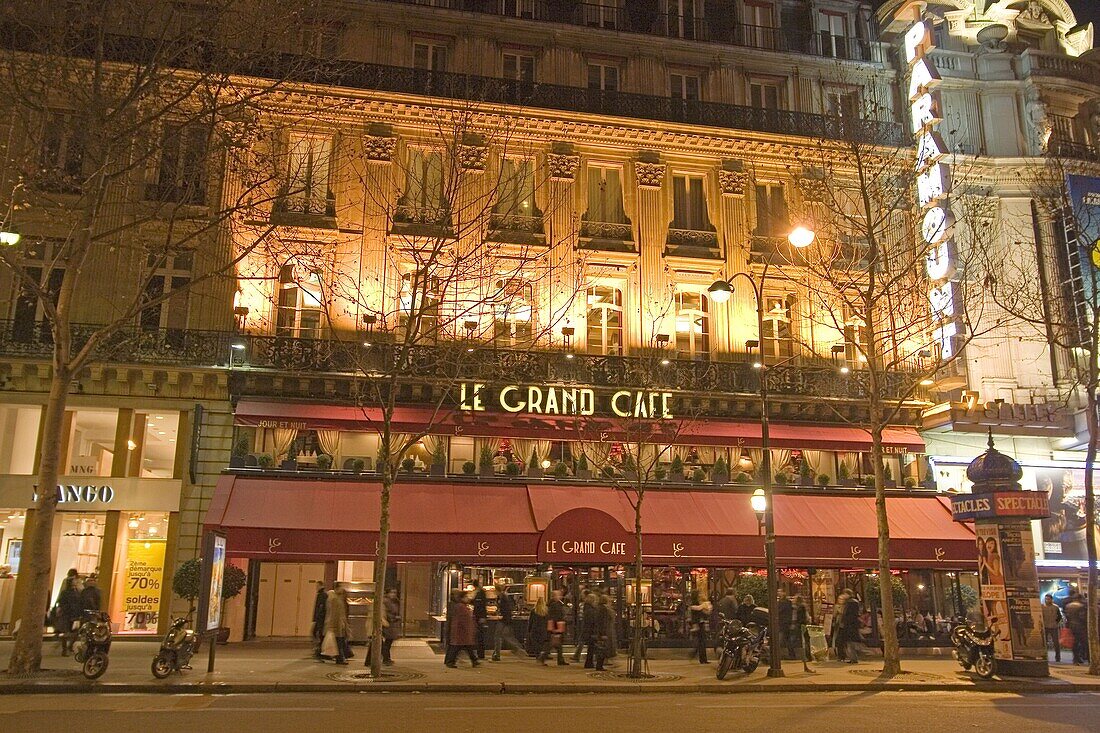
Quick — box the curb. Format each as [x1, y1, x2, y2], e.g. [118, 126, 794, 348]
[2, 680, 1099, 695]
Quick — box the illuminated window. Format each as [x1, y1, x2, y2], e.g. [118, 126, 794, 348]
[494, 159, 538, 218]
[584, 166, 627, 224]
[493, 278, 534, 348]
[276, 262, 323, 338]
[286, 134, 332, 216]
[398, 148, 447, 224]
[586, 285, 623, 355]
[399, 269, 441, 342]
[753, 182, 789, 236]
[672, 174, 711, 231]
[675, 291, 709, 360]
[762, 294, 795, 360]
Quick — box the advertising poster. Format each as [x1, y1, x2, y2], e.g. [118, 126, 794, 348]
[975, 524, 1012, 659]
[206, 534, 226, 632]
[122, 539, 166, 631]
[998, 523, 1046, 659]
[1035, 468, 1099, 561]
[1066, 175, 1100, 305]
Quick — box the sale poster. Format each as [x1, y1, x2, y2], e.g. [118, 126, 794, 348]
[123, 539, 166, 631]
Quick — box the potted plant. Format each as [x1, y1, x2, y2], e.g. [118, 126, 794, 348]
[505, 461, 522, 477]
[733, 471, 752, 484]
[280, 445, 299, 471]
[600, 465, 616, 479]
[257, 453, 274, 470]
[552, 461, 570, 479]
[691, 467, 706, 483]
[817, 473, 830, 487]
[401, 457, 416, 474]
[478, 446, 495, 478]
[883, 463, 896, 489]
[430, 441, 447, 477]
[527, 449, 543, 478]
[352, 458, 366, 474]
[172, 558, 247, 643]
[799, 460, 813, 486]
[575, 453, 592, 480]
[903, 476, 918, 489]
[838, 462, 855, 487]
[622, 453, 638, 481]
[654, 466, 668, 481]
[376, 453, 388, 475]
[774, 471, 789, 485]
[711, 456, 729, 485]
[316, 454, 333, 471]
[462, 460, 476, 476]
[670, 455, 685, 481]
[229, 436, 250, 468]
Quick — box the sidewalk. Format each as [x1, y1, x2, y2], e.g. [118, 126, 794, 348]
[2, 638, 1098, 694]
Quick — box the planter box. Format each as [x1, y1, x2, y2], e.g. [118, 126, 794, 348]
[479, 466, 495, 478]
[884, 479, 897, 489]
[575, 469, 592, 480]
[840, 479, 857, 487]
[280, 459, 298, 471]
[429, 464, 445, 477]
[711, 474, 729, 486]
[229, 456, 247, 468]
[528, 467, 544, 479]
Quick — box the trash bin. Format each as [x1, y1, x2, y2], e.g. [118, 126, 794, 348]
[806, 624, 828, 661]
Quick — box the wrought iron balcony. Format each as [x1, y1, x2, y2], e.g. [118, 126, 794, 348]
[579, 220, 633, 241]
[0, 320, 234, 367]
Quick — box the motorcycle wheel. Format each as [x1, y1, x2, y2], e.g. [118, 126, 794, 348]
[742, 656, 760, 674]
[974, 652, 995, 680]
[83, 652, 108, 680]
[74, 649, 87, 664]
[716, 653, 734, 681]
[151, 654, 173, 679]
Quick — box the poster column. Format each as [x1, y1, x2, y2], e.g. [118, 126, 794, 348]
[952, 438, 1049, 677]
[196, 529, 227, 673]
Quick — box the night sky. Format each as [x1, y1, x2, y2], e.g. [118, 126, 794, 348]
[1068, 0, 1100, 29]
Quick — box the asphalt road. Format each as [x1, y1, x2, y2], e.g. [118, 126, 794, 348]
[0, 691, 1097, 733]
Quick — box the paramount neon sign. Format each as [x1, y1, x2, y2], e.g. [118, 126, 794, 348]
[905, 19, 961, 361]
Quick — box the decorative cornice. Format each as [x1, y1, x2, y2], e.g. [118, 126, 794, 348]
[364, 135, 397, 162]
[635, 161, 666, 188]
[457, 144, 488, 170]
[796, 175, 827, 203]
[546, 153, 580, 180]
[718, 169, 751, 197]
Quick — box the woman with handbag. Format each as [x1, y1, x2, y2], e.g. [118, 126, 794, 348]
[322, 586, 350, 665]
[527, 596, 549, 660]
[538, 589, 569, 666]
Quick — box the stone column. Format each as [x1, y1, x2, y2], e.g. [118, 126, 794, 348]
[545, 153, 580, 342]
[718, 165, 754, 355]
[359, 134, 398, 328]
[633, 160, 671, 346]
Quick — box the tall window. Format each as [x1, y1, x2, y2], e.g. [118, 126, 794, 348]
[399, 269, 441, 342]
[819, 11, 848, 58]
[503, 52, 535, 83]
[669, 73, 700, 101]
[585, 166, 627, 223]
[413, 41, 448, 71]
[825, 87, 861, 118]
[140, 252, 192, 333]
[499, 0, 538, 19]
[753, 182, 789, 236]
[664, 0, 703, 40]
[749, 78, 782, 110]
[843, 309, 867, 367]
[671, 174, 710, 230]
[298, 20, 341, 58]
[399, 149, 446, 222]
[675, 291, 709, 359]
[494, 158, 538, 218]
[286, 134, 332, 216]
[276, 261, 323, 338]
[742, 1, 776, 48]
[582, 0, 622, 29]
[586, 285, 623, 355]
[762, 294, 795, 359]
[149, 122, 207, 204]
[10, 240, 64, 344]
[587, 63, 619, 92]
[493, 277, 534, 348]
[37, 111, 84, 193]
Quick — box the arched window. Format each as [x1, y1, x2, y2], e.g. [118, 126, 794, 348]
[493, 277, 534, 348]
[586, 285, 623, 355]
[675, 290, 709, 359]
[276, 262, 323, 338]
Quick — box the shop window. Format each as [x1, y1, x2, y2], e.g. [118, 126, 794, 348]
[671, 174, 711, 231]
[113, 512, 171, 633]
[134, 411, 180, 478]
[450, 436, 474, 474]
[398, 269, 441, 342]
[675, 291, 710, 360]
[140, 251, 192, 334]
[1, 510, 26, 575]
[586, 285, 623, 355]
[10, 239, 64, 345]
[587, 62, 619, 92]
[753, 181, 789, 237]
[276, 261, 324, 339]
[52, 513, 104, 602]
[493, 277, 534, 348]
[0, 405, 41, 474]
[762, 294, 795, 360]
[65, 409, 118, 477]
[584, 166, 628, 225]
[285, 133, 332, 216]
[339, 431, 379, 471]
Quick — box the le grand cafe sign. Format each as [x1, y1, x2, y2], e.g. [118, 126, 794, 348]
[459, 383, 675, 419]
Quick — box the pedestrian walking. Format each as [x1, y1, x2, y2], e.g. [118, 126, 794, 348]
[831, 590, 850, 661]
[1065, 591, 1089, 665]
[717, 588, 738, 622]
[380, 588, 401, 665]
[527, 596, 549, 661]
[777, 590, 793, 658]
[840, 592, 862, 664]
[579, 593, 601, 668]
[1042, 593, 1063, 663]
[312, 582, 327, 659]
[735, 595, 756, 624]
[323, 586, 351, 664]
[444, 590, 479, 668]
[574, 590, 596, 663]
[471, 578, 488, 660]
[54, 575, 83, 656]
[491, 582, 523, 660]
[80, 575, 101, 613]
[688, 590, 712, 664]
[539, 589, 569, 666]
[592, 594, 615, 671]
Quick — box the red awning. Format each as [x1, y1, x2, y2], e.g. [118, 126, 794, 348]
[234, 399, 924, 452]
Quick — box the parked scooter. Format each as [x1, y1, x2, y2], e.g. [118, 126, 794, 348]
[952, 620, 996, 679]
[152, 616, 199, 679]
[716, 610, 770, 680]
[72, 610, 112, 680]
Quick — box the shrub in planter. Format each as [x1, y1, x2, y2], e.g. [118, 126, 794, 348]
[505, 461, 522, 477]
[316, 454, 333, 471]
[430, 441, 447, 476]
[527, 450, 543, 478]
[837, 463, 855, 486]
[883, 463, 896, 488]
[600, 465, 616, 479]
[478, 447, 495, 477]
[655, 466, 668, 481]
[903, 476, 917, 489]
[352, 458, 366, 474]
[401, 457, 416, 473]
[173, 558, 247, 639]
[670, 455, 685, 479]
[257, 453, 275, 470]
[552, 461, 569, 479]
[691, 467, 706, 483]
[575, 453, 592, 479]
[733, 471, 752, 484]
[280, 446, 299, 471]
[774, 472, 790, 485]
[712, 456, 729, 484]
[462, 460, 477, 476]
[817, 473, 830, 487]
[230, 437, 250, 468]
[799, 460, 813, 485]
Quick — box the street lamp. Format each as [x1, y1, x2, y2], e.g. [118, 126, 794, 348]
[0, 230, 20, 246]
[708, 226, 816, 679]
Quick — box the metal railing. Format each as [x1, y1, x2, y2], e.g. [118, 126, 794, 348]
[0, 320, 235, 367]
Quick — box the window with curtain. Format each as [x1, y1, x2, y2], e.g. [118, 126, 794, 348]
[286, 134, 332, 216]
[140, 251, 192, 334]
[749, 78, 782, 109]
[398, 148, 446, 223]
[584, 166, 627, 224]
[586, 285, 623, 355]
[762, 294, 795, 359]
[502, 52, 535, 82]
[675, 291, 709, 360]
[276, 261, 323, 338]
[586, 62, 619, 91]
[664, 0, 704, 40]
[493, 158, 539, 218]
[753, 181, 789, 236]
[669, 73, 700, 101]
[493, 277, 534, 348]
[398, 269, 441, 342]
[843, 307, 868, 367]
[671, 174, 711, 231]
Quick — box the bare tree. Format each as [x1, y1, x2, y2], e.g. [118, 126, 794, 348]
[984, 154, 1100, 676]
[0, 0, 338, 674]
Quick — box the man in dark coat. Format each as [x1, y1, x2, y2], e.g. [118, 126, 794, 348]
[539, 589, 569, 665]
[777, 590, 793, 658]
[1065, 591, 1089, 665]
[839, 593, 862, 664]
[312, 583, 327, 659]
[55, 576, 83, 656]
[491, 582, 522, 661]
[80, 575, 102, 613]
[717, 589, 738, 622]
[471, 578, 488, 659]
[444, 591, 479, 668]
[381, 588, 401, 665]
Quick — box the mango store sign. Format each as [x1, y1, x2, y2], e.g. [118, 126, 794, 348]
[32, 484, 115, 504]
[906, 19, 962, 361]
[459, 383, 674, 419]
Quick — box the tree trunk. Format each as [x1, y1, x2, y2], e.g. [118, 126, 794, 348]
[629, 488, 644, 678]
[7, 366, 71, 674]
[369, 441, 394, 678]
[1084, 389, 1099, 676]
[870, 412, 901, 674]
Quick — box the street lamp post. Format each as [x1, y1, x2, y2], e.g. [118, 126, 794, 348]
[709, 227, 815, 679]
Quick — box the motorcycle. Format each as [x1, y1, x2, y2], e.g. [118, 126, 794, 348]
[72, 610, 112, 680]
[152, 616, 199, 679]
[952, 620, 995, 679]
[716, 611, 770, 680]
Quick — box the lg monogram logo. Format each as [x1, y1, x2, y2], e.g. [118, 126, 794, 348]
[672, 543, 684, 558]
[850, 545, 863, 560]
[268, 538, 282, 553]
[477, 541, 489, 556]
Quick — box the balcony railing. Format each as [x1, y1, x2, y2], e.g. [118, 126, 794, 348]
[0, 320, 234, 367]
